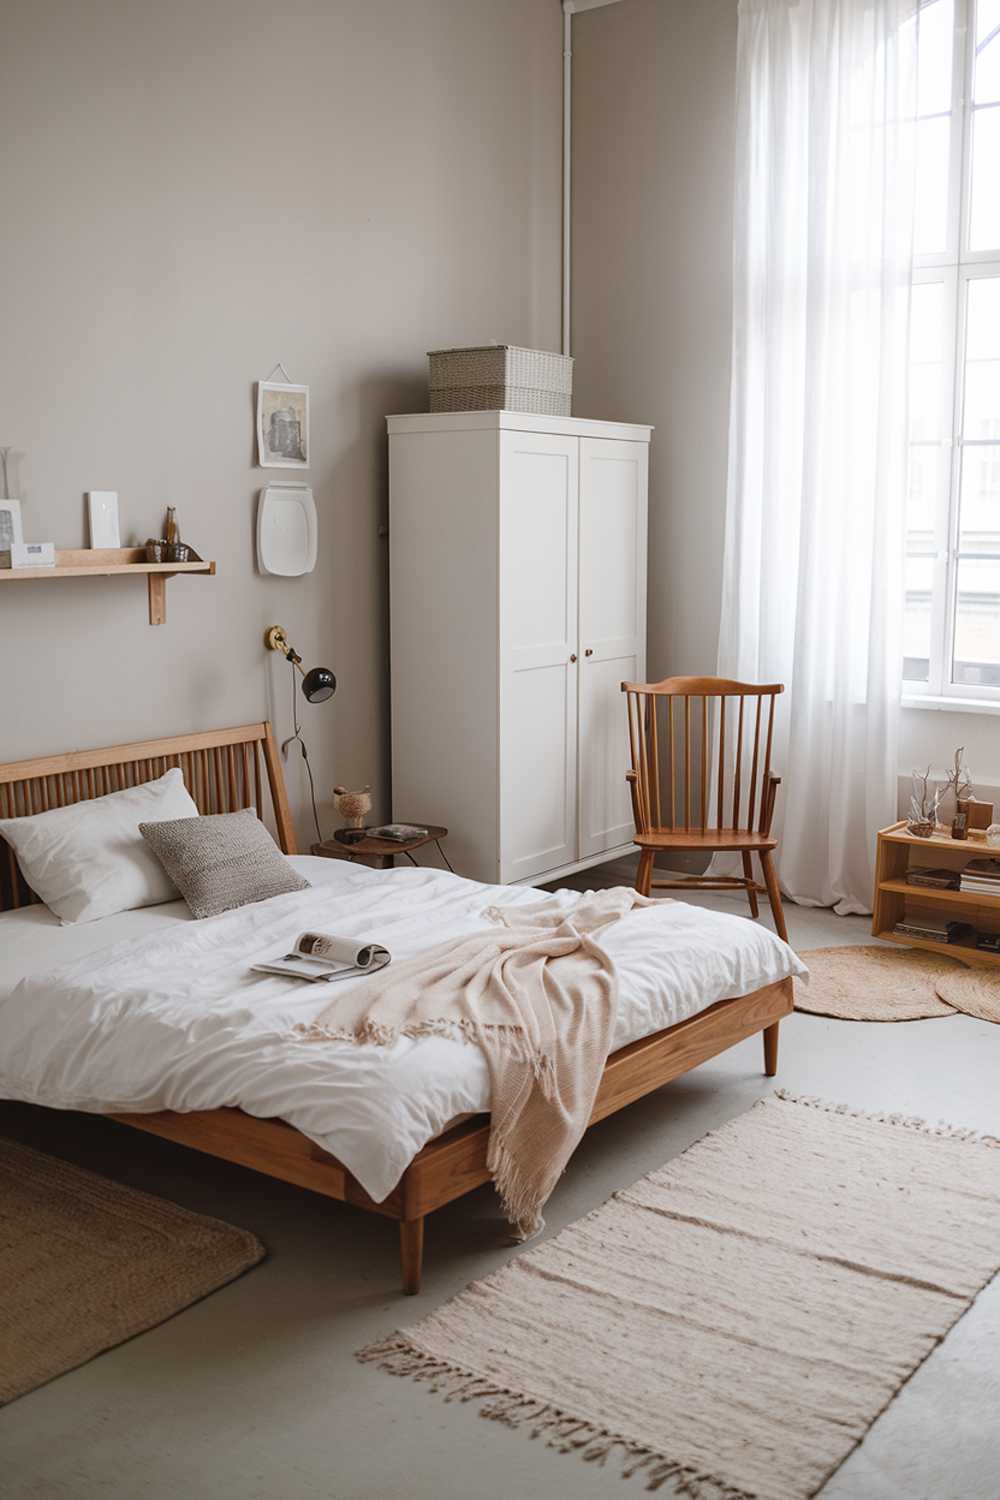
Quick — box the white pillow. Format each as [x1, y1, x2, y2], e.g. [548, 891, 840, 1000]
[0, 767, 199, 925]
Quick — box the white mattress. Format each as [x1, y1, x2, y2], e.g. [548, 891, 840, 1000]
[0, 857, 805, 1203]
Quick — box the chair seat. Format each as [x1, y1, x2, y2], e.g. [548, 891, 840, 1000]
[634, 827, 778, 853]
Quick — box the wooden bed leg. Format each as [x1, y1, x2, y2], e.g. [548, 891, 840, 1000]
[400, 1217, 424, 1295]
[742, 852, 759, 918]
[763, 1021, 779, 1077]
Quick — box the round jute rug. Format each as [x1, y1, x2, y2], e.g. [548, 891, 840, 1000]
[795, 944, 963, 1020]
[934, 968, 1000, 1024]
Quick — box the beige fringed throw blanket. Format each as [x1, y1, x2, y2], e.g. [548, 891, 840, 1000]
[297, 889, 651, 1236]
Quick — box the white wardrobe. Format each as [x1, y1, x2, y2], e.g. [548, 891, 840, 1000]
[387, 411, 650, 886]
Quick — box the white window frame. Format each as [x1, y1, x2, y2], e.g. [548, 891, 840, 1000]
[904, 0, 1000, 707]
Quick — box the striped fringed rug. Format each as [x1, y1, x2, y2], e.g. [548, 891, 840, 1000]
[359, 1094, 1000, 1500]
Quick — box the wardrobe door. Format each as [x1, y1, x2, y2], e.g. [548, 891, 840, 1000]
[578, 438, 648, 859]
[499, 430, 579, 883]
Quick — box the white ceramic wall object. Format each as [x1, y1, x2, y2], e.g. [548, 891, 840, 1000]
[256, 484, 318, 576]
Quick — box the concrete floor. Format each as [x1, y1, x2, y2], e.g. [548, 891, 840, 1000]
[2, 891, 999, 1500]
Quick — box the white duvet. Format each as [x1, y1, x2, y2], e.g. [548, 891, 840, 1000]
[0, 857, 805, 1204]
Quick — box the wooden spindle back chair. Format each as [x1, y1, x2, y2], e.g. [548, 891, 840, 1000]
[621, 676, 788, 942]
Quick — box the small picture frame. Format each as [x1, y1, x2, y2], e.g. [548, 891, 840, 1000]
[256, 381, 309, 469]
[958, 798, 995, 833]
[0, 499, 23, 553]
[87, 491, 121, 548]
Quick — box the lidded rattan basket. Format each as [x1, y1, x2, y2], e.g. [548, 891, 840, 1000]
[428, 344, 573, 416]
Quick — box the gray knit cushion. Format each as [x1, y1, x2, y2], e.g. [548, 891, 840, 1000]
[138, 809, 309, 919]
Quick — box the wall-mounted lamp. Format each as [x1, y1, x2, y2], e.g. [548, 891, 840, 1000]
[264, 623, 335, 843]
[264, 624, 336, 704]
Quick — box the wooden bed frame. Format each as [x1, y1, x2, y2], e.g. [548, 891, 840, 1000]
[0, 722, 793, 1294]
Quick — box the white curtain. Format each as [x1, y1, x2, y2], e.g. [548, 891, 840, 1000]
[717, 0, 919, 914]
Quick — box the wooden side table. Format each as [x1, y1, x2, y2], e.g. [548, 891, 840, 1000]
[311, 824, 450, 872]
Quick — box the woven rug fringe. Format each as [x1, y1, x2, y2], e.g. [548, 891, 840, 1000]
[357, 1337, 756, 1499]
[772, 1089, 1000, 1148]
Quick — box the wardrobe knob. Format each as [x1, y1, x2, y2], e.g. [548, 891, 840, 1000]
[584, 648, 593, 657]
[569, 654, 577, 663]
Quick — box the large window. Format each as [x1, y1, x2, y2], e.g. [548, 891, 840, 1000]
[904, 0, 1000, 700]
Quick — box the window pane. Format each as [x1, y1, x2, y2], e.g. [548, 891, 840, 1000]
[958, 444, 1000, 550]
[914, 115, 951, 253]
[962, 277, 1000, 439]
[952, 558, 1000, 686]
[906, 280, 946, 682]
[908, 445, 946, 534]
[909, 280, 947, 440]
[969, 107, 1000, 251]
[911, 278, 946, 361]
[904, 540, 935, 680]
[918, 0, 955, 114]
[974, 0, 1000, 105]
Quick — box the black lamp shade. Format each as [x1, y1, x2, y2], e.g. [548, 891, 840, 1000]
[302, 666, 336, 704]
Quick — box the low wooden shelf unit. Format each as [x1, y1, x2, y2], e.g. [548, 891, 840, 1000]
[0, 547, 216, 625]
[872, 820, 1000, 967]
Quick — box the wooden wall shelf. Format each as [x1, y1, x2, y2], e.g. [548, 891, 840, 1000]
[872, 820, 1000, 967]
[0, 547, 216, 625]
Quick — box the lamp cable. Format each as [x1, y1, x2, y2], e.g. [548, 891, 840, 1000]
[282, 658, 325, 845]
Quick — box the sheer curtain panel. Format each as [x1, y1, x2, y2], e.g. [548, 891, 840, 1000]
[717, 0, 919, 913]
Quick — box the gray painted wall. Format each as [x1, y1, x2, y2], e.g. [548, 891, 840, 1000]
[0, 0, 562, 845]
[571, 0, 999, 791]
[572, 0, 737, 684]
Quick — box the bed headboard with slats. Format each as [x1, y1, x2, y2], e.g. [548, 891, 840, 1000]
[0, 722, 297, 913]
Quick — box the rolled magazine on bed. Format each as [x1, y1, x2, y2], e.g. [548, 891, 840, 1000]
[251, 931, 391, 984]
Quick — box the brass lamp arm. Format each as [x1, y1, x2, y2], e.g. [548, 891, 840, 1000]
[264, 624, 305, 674]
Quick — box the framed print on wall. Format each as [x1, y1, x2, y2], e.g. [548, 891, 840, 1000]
[256, 381, 309, 469]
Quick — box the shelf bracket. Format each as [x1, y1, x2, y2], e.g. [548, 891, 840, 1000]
[148, 573, 169, 626]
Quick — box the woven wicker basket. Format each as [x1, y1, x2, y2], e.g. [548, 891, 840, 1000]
[428, 345, 573, 416]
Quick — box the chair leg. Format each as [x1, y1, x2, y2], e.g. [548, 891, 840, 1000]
[640, 849, 656, 897]
[400, 1217, 424, 1295]
[763, 1021, 779, 1077]
[635, 849, 654, 898]
[741, 852, 759, 918]
[759, 850, 789, 943]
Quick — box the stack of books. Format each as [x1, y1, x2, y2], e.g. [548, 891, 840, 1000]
[370, 823, 429, 843]
[959, 858, 1000, 897]
[892, 917, 951, 942]
[906, 867, 960, 891]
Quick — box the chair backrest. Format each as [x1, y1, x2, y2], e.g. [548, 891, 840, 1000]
[0, 722, 295, 913]
[621, 676, 784, 836]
